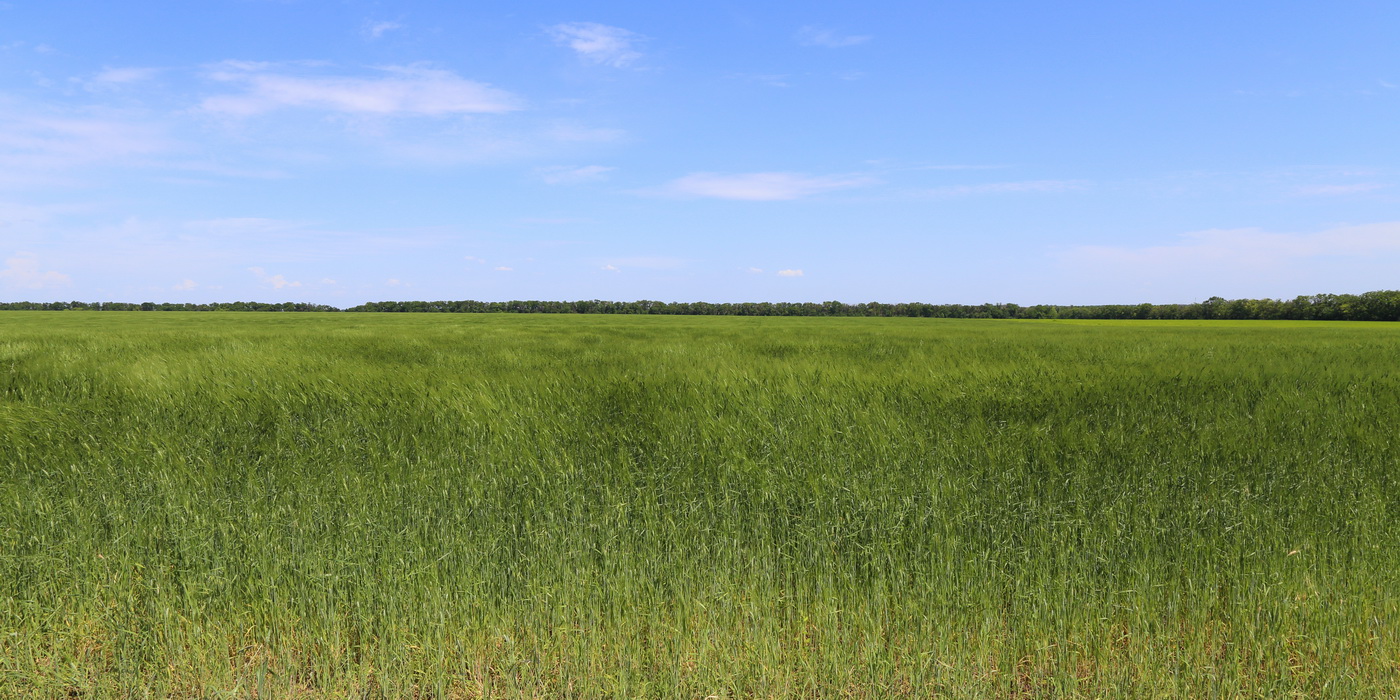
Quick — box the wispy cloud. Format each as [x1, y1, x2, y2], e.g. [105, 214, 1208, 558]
[248, 266, 302, 289]
[0, 253, 71, 290]
[652, 171, 876, 201]
[907, 164, 1010, 171]
[1048, 221, 1400, 300]
[0, 201, 57, 227]
[601, 256, 682, 270]
[177, 218, 457, 259]
[84, 66, 160, 90]
[1292, 183, 1387, 196]
[777, 269, 804, 277]
[200, 63, 522, 116]
[925, 180, 1087, 197]
[172, 278, 198, 291]
[1061, 222, 1400, 272]
[363, 21, 403, 40]
[0, 40, 56, 55]
[796, 26, 871, 48]
[547, 22, 643, 68]
[190, 217, 310, 235]
[861, 159, 1011, 173]
[518, 216, 587, 225]
[0, 106, 171, 187]
[537, 164, 615, 184]
[728, 73, 790, 87]
[493, 266, 513, 271]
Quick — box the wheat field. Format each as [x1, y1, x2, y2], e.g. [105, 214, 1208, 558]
[1, 312, 1397, 697]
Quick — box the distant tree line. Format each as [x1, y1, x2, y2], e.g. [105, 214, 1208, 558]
[2, 291, 1400, 320]
[0, 301, 339, 312]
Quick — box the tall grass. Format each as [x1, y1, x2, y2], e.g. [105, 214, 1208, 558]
[1, 312, 1396, 697]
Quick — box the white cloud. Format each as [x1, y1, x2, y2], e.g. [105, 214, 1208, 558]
[363, 21, 403, 40]
[188, 217, 310, 235]
[172, 278, 197, 291]
[746, 267, 764, 273]
[1292, 183, 1387, 196]
[248, 266, 302, 289]
[1052, 222, 1400, 300]
[653, 171, 876, 201]
[0, 253, 71, 290]
[603, 256, 682, 269]
[601, 264, 620, 271]
[1061, 222, 1400, 273]
[494, 266, 513, 271]
[926, 180, 1087, 197]
[796, 26, 871, 48]
[548, 22, 642, 67]
[777, 269, 804, 277]
[538, 164, 615, 184]
[85, 66, 160, 90]
[215, 59, 274, 72]
[201, 63, 523, 117]
[0, 201, 55, 227]
[386, 278, 403, 286]
[0, 108, 170, 186]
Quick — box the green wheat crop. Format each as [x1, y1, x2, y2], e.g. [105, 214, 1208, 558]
[1, 312, 1397, 698]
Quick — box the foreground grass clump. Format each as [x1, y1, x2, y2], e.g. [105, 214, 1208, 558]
[0, 312, 1397, 698]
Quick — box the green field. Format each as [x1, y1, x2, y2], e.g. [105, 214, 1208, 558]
[1, 312, 1397, 698]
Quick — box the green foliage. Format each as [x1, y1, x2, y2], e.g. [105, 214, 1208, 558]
[1, 313, 1397, 697]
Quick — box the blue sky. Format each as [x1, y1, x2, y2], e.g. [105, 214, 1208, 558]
[2, 1, 1398, 305]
